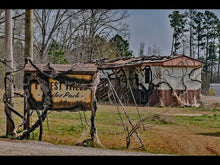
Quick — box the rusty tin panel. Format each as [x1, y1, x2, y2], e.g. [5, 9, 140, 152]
[147, 89, 201, 106]
[162, 55, 203, 67]
[159, 89, 201, 106]
[97, 54, 203, 69]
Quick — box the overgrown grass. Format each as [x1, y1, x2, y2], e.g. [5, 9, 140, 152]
[174, 113, 220, 129]
[1, 92, 220, 155]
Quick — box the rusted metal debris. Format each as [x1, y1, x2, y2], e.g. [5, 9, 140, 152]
[87, 54, 202, 69]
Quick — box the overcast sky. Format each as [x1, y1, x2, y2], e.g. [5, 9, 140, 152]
[126, 9, 220, 57]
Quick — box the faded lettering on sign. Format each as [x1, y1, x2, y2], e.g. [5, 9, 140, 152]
[30, 74, 92, 110]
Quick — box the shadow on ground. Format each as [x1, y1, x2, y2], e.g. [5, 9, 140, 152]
[196, 132, 220, 137]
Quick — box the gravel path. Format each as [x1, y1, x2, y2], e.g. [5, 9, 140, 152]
[0, 139, 168, 156]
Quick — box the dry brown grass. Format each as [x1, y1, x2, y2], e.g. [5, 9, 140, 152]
[144, 125, 220, 155]
[1, 90, 220, 155]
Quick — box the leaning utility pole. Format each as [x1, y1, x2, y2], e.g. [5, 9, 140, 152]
[5, 9, 14, 135]
[23, 9, 34, 132]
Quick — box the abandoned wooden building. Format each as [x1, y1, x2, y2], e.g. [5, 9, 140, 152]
[96, 54, 203, 107]
[23, 54, 203, 107]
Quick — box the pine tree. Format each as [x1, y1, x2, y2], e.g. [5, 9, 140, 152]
[217, 24, 220, 80]
[168, 11, 187, 55]
[192, 11, 205, 59]
[110, 34, 133, 57]
[184, 9, 197, 57]
[48, 39, 68, 64]
[208, 43, 217, 82]
[203, 11, 219, 78]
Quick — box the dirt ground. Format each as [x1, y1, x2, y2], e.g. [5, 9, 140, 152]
[200, 95, 220, 107]
[0, 138, 168, 156]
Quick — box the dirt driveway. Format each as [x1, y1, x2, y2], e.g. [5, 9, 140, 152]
[0, 139, 168, 156]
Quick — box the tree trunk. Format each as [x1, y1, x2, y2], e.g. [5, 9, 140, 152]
[197, 36, 200, 59]
[24, 9, 34, 134]
[25, 9, 33, 59]
[205, 37, 209, 78]
[218, 49, 220, 81]
[5, 9, 14, 135]
[171, 30, 175, 55]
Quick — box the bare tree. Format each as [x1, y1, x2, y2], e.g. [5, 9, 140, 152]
[147, 43, 161, 56]
[0, 10, 25, 25]
[70, 9, 129, 61]
[0, 10, 25, 40]
[139, 42, 145, 56]
[1, 9, 129, 65]
[33, 9, 81, 63]
[0, 10, 25, 89]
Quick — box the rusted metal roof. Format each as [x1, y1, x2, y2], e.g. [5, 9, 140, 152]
[24, 63, 97, 74]
[96, 54, 203, 69]
[24, 54, 202, 73]
[162, 55, 203, 67]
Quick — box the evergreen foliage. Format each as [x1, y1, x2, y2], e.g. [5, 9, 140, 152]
[110, 34, 133, 57]
[168, 10, 220, 89]
[48, 39, 68, 64]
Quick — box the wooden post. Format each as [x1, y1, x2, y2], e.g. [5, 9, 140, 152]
[25, 9, 33, 59]
[5, 9, 14, 135]
[24, 9, 34, 132]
